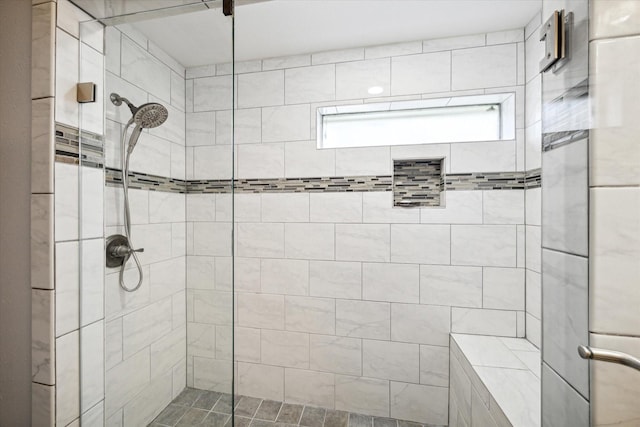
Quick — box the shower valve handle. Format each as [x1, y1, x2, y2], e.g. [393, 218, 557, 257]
[111, 244, 144, 258]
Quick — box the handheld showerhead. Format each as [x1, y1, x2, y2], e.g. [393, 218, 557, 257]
[110, 93, 169, 154]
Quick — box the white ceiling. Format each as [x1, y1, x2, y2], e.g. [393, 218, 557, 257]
[128, 0, 542, 67]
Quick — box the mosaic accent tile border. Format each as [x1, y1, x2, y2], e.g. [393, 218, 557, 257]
[106, 169, 542, 194]
[393, 159, 443, 207]
[55, 123, 104, 168]
[105, 168, 188, 193]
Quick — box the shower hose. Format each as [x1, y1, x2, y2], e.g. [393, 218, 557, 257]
[118, 119, 144, 292]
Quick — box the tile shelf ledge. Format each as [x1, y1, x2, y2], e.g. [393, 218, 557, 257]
[450, 333, 541, 427]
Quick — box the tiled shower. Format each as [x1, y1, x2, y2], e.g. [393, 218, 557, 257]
[21, 0, 640, 426]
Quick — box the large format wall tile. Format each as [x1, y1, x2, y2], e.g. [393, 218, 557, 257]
[590, 36, 640, 187]
[541, 363, 589, 427]
[590, 187, 640, 336]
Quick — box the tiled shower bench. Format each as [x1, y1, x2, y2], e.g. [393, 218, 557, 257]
[449, 334, 541, 427]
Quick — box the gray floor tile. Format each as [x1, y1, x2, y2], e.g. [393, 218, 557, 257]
[300, 406, 326, 427]
[202, 412, 231, 427]
[224, 416, 252, 427]
[349, 414, 373, 427]
[153, 404, 190, 426]
[324, 410, 349, 427]
[397, 422, 422, 427]
[255, 400, 283, 421]
[214, 394, 234, 414]
[373, 418, 397, 427]
[174, 388, 204, 407]
[276, 404, 304, 424]
[194, 391, 223, 411]
[176, 408, 209, 426]
[236, 396, 263, 418]
[251, 420, 275, 427]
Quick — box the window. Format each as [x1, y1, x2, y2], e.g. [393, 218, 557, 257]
[317, 93, 515, 149]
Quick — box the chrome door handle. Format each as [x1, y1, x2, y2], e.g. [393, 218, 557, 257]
[578, 345, 640, 372]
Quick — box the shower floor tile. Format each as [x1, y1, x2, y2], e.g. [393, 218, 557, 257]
[150, 388, 440, 427]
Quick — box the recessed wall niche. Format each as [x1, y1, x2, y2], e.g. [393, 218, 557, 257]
[393, 158, 444, 207]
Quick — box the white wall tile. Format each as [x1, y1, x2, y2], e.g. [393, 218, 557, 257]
[590, 0, 640, 40]
[422, 34, 486, 53]
[391, 52, 451, 95]
[525, 188, 541, 226]
[55, 28, 79, 128]
[312, 48, 364, 65]
[284, 368, 335, 409]
[285, 296, 335, 335]
[310, 193, 362, 223]
[285, 64, 335, 104]
[336, 300, 390, 340]
[192, 290, 232, 325]
[262, 104, 310, 143]
[486, 29, 524, 45]
[335, 375, 389, 417]
[336, 224, 390, 262]
[420, 265, 482, 308]
[79, 43, 105, 135]
[451, 44, 517, 90]
[237, 143, 285, 179]
[363, 340, 419, 383]
[235, 327, 261, 363]
[541, 363, 589, 427]
[590, 36, 640, 186]
[390, 382, 448, 426]
[542, 249, 588, 397]
[335, 147, 391, 176]
[363, 192, 420, 224]
[483, 267, 525, 310]
[56, 331, 80, 425]
[262, 258, 309, 296]
[149, 192, 185, 224]
[420, 191, 483, 224]
[193, 145, 233, 180]
[285, 141, 336, 178]
[590, 187, 640, 336]
[285, 223, 334, 260]
[363, 263, 419, 303]
[187, 194, 216, 222]
[122, 371, 172, 427]
[32, 2, 56, 99]
[238, 70, 284, 108]
[80, 238, 104, 326]
[120, 37, 171, 103]
[187, 323, 215, 358]
[55, 162, 78, 242]
[261, 329, 309, 368]
[81, 321, 105, 411]
[336, 58, 391, 100]
[216, 108, 262, 145]
[590, 332, 640, 425]
[264, 54, 310, 70]
[390, 224, 450, 265]
[193, 75, 233, 111]
[391, 303, 450, 346]
[525, 74, 541, 128]
[450, 140, 516, 173]
[365, 42, 422, 59]
[122, 298, 172, 358]
[310, 335, 362, 376]
[31, 194, 54, 289]
[31, 97, 55, 194]
[32, 289, 55, 385]
[192, 357, 232, 393]
[170, 71, 185, 111]
[451, 225, 517, 267]
[233, 194, 262, 223]
[237, 223, 284, 258]
[238, 362, 284, 401]
[192, 222, 232, 257]
[237, 293, 284, 330]
[420, 345, 449, 387]
[309, 261, 361, 300]
[262, 193, 309, 223]
[483, 190, 524, 224]
[56, 240, 79, 336]
[451, 308, 517, 337]
[186, 112, 215, 146]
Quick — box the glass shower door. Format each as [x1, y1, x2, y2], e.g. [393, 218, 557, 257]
[74, 1, 236, 424]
